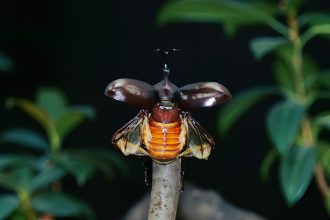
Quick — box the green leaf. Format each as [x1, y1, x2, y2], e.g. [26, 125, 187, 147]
[280, 146, 316, 204]
[10, 212, 25, 220]
[303, 56, 319, 78]
[310, 24, 330, 34]
[286, 0, 305, 10]
[273, 59, 294, 92]
[300, 12, 330, 27]
[273, 53, 318, 94]
[272, 44, 303, 93]
[249, 37, 287, 60]
[67, 148, 130, 179]
[0, 194, 19, 220]
[157, 0, 285, 34]
[0, 172, 20, 191]
[0, 154, 37, 169]
[36, 88, 95, 140]
[306, 91, 330, 107]
[9, 168, 33, 190]
[0, 51, 14, 72]
[318, 141, 330, 176]
[6, 98, 53, 131]
[314, 112, 330, 132]
[301, 24, 330, 46]
[305, 70, 330, 92]
[55, 111, 86, 139]
[51, 153, 94, 186]
[29, 166, 66, 192]
[260, 148, 278, 181]
[95, 150, 129, 178]
[297, 57, 319, 98]
[71, 105, 96, 119]
[36, 87, 67, 121]
[32, 192, 95, 219]
[274, 43, 294, 62]
[274, 44, 318, 77]
[0, 168, 34, 191]
[266, 100, 305, 156]
[55, 106, 95, 140]
[218, 86, 282, 136]
[1, 129, 48, 151]
[6, 98, 60, 152]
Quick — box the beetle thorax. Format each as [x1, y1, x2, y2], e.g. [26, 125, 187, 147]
[151, 104, 180, 124]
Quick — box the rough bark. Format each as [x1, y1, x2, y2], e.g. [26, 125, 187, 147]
[147, 159, 181, 220]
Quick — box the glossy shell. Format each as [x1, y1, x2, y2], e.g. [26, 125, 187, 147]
[105, 79, 156, 109]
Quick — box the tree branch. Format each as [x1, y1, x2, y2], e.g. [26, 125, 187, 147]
[148, 159, 181, 220]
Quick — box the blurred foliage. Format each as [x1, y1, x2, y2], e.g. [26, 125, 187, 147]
[158, 0, 330, 213]
[0, 51, 14, 73]
[0, 88, 128, 220]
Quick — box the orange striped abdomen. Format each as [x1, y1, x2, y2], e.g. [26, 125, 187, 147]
[143, 117, 186, 161]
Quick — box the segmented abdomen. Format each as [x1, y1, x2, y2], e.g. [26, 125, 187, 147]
[144, 117, 186, 162]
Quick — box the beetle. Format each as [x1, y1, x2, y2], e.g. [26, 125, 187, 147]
[105, 50, 231, 164]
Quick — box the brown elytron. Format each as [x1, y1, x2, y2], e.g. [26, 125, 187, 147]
[143, 106, 186, 162]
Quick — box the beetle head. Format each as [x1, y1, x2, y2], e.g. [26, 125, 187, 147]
[153, 63, 180, 108]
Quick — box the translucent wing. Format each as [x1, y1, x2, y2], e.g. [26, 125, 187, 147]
[112, 110, 149, 156]
[105, 78, 157, 109]
[179, 82, 231, 110]
[180, 112, 215, 159]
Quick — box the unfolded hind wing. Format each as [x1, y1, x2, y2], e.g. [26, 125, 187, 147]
[112, 110, 149, 156]
[179, 112, 215, 159]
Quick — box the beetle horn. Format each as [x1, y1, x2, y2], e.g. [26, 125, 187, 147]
[163, 62, 170, 85]
[154, 48, 181, 83]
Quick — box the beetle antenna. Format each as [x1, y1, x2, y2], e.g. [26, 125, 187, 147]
[154, 49, 181, 81]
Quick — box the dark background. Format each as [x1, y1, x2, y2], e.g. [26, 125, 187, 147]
[1, 1, 330, 219]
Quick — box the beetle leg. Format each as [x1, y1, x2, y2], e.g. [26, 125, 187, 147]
[178, 148, 192, 157]
[180, 158, 185, 191]
[141, 157, 152, 187]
